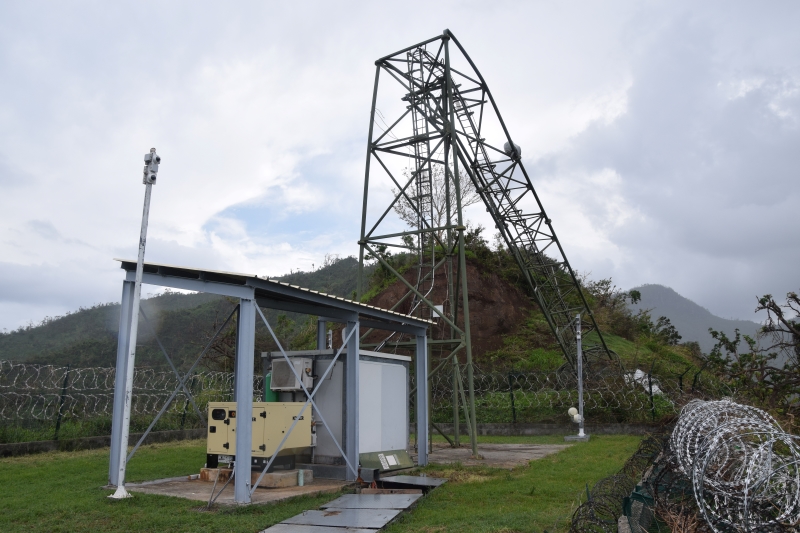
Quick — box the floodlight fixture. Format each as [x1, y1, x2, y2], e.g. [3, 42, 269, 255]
[142, 148, 160, 185]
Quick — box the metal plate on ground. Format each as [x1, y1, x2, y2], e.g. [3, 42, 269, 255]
[260, 524, 375, 533]
[381, 475, 447, 492]
[321, 493, 422, 510]
[281, 508, 401, 529]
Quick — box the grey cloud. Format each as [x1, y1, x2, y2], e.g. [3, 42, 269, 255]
[0, 261, 118, 308]
[27, 220, 61, 240]
[1, 1, 798, 330]
[541, 15, 800, 319]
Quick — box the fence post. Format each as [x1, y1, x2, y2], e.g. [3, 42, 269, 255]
[691, 363, 707, 393]
[677, 366, 692, 394]
[648, 361, 656, 421]
[452, 357, 460, 447]
[54, 364, 70, 441]
[507, 372, 517, 424]
[180, 376, 195, 429]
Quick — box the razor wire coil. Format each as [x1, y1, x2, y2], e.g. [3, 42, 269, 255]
[0, 360, 262, 422]
[669, 399, 800, 532]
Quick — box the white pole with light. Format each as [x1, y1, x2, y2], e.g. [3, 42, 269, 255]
[576, 313, 585, 438]
[566, 313, 589, 441]
[110, 148, 160, 499]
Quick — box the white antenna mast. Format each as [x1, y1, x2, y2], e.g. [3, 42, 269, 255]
[110, 148, 160, 499]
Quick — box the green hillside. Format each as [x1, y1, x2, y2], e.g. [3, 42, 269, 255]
[277, 255, 372, 298]
[0, 248, 703, 380]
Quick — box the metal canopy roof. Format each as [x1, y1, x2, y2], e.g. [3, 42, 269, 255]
[115, 259, 431, 334]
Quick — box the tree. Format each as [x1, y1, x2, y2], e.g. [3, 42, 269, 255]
[706, 328, 799, 416]
[582, 278, 646, 340]
[392, 164, 482, 245]
[654, 316, 682, 346]
[756, 291, 800, 364]
[704, 290, 800, 426]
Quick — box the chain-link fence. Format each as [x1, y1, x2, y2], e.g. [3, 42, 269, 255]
[569, 433, 669, 532]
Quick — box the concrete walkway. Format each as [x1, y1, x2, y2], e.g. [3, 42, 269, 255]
[423, 442, 571, 469]
[260, 480, 443, 533]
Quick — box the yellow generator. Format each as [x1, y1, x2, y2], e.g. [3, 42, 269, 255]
[206, 401, 313, 470]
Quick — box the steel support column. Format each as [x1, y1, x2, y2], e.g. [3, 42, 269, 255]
[234, 298, 256, 504]
[416, 333, 429, 466]
[317, 319, 327, 350]
[109, 280, 134, 486]
[443, 35, 479, 457]
[344, 318, 360, 481]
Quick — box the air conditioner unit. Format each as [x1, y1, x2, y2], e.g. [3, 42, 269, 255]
[270, 358, 313, 391]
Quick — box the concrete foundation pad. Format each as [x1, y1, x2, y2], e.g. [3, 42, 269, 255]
[422, 443, 571, 469]
[200, 467, 232, 483]
[123, 476, 346, 505]
[564, 435, 591, 442]
[198, 468, 314, 488]
[253, 469, 314, 488]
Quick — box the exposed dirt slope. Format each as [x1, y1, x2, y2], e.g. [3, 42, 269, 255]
[362, 259, 534, 359]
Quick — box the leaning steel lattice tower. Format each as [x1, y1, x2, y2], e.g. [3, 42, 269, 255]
[357, 30, 612, 456]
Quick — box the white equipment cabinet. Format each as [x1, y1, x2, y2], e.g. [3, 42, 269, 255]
[264, 350, 410, 465]
[358, 356, 408, 453]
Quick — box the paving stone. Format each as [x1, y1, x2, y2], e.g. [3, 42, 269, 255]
[281, 508, 401, 529]
[321, 493, 422, 510]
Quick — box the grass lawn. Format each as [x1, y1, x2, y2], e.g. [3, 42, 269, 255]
[389, 434, 642, 533]
[0, 435, 642, 533]
[0, 439, 344, 533]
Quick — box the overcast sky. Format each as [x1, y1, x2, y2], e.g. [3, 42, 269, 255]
[0, 1, 798, 331]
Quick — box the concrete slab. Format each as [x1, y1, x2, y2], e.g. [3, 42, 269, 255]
[361, 488, 422, 495]
[260, 525, 375, 533]
[281, 509, 401, 529]
[423, 443, 571, 469]
[124, 477, 346, 505]
[321, 493, 422, 510]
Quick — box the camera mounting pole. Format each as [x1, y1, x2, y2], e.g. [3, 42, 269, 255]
[110, 148, 160, 499]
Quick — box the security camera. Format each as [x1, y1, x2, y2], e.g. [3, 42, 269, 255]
[142, 148, 160, 185]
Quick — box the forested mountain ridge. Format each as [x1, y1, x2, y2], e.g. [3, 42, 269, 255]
[0, 253, 758, 371]
[628, 284, 760, 354]
[0, 256, 371, 367]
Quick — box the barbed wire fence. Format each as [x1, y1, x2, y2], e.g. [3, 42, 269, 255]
[0, 360, 263, 442]
[2, 357, 732, 443]
[422, 364, 734, 426]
